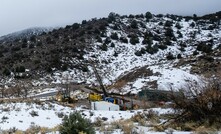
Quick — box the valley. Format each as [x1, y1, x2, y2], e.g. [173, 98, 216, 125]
[0, 11, 220, 133]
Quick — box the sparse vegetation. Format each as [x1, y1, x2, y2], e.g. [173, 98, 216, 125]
[130, 36, 139, 45]
[169, 78, 221, 130]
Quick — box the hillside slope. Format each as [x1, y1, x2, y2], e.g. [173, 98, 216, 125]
[0, 12, 221, 94]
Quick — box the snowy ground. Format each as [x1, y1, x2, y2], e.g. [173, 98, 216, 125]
[0, 102, 72, 130]
[0, 101, 173, 132]
[0, 102, 220, 134]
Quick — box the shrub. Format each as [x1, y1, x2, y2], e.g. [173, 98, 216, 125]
[72, 23, 80, 30]
[79, 31, 85, 36]
[29, 43, 35, 49]
[36, 41, 43, 46]
[82, 20, 87, 25]
[110, 120, 134, 134]
[104, 37, 111, 44]
[146, 109, 160, 122]
[113, 51, 118, 57]
[158, 44, 168, 50]
[190, 22, 195, 28]
[144, 31, 153, 38]
[30, 35, 36, 42]
[170, 78, 221, 126]
[177, 54, 182, 59]
[96, 36, 102, 43]
[142, 37, 153, 45]
[59, 112, 95, 134]
[130, 20, 138, 29]
[165, 38, 172, 45]
[164, 20, 173, 27]
[145, 11, 152, 20]
[46, 37, 55, 44]
[99, 24, 107, 31]
[110, 42, 115, 47]
[193, 14, 197, 21]
[175, 22, 182, 29]
[22, 38, 27, 43]
[3, 68, 11, 76]
[158, 21, 164, 26]
[193, 50, 199, 56]
[0, 51, 3, 57]
[57, 112, 64, 118]
[129, 14, 135, 18]
[100, 31, 107, 37]
[153, 35, 162, 41]
[11, 46, 21, 51]
[120, 37, 128, 43]
[140, 47, 146, 54]
[166, 52, 175, 60]
[100, 43, 108, 51]
[61, 64, 68, 71]
[21, 43, 28, 48]
[135, 51, 142, 56]
[29, 110, 39, 117]
[156, 14, 163, 18]
[112, 24, 120, 30]
[81, 66, 89, 72]
[94, 28, 100, 34]
[130, 36, 139, 45]
[26, 124, 41, 134]
[180, 47, 185, 52]
[165, 28, 174, 38]
[15, 66, 25, 72]
[177, 30, 183, 38]
[108, 12, 118, 22]
[110, 32, 119, 40]
[196, 43, 212, 53]
[146, 44, 159, 54]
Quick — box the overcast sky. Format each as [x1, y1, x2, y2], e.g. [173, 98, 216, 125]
[0, 0, 221, 36]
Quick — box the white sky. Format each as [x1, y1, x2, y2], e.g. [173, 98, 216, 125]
[0, 0, 221, 36]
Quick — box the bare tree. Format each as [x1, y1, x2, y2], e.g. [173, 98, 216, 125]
[170, 77, 221, 124]
[0, 85, 5, 98]
[14, 85, 22, 97]
[62, 74, 71, 97]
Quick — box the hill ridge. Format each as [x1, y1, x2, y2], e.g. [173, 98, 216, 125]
[0, 11, 220, 94]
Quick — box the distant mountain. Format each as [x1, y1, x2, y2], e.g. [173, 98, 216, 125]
[0, 27, 53, 43]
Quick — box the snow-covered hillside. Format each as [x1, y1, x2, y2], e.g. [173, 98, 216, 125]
[0, 101, 173, 132]
[0, 12, 220, 96]
[34, 14, 221, 94]
[0, 27, 52, 43]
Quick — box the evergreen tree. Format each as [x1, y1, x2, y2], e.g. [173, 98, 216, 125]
[145, 11, 152, 21]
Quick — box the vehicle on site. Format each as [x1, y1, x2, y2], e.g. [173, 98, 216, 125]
[88, 61, 117, 103]
[88, 92, 102, 101]
[55, 90, 77, 103]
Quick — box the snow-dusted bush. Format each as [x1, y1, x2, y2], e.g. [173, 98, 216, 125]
[29, 110, 39, 117]
[59, 112, 95, 134]
[110, 120, 134, 134]
[56, 112, 64, 118]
